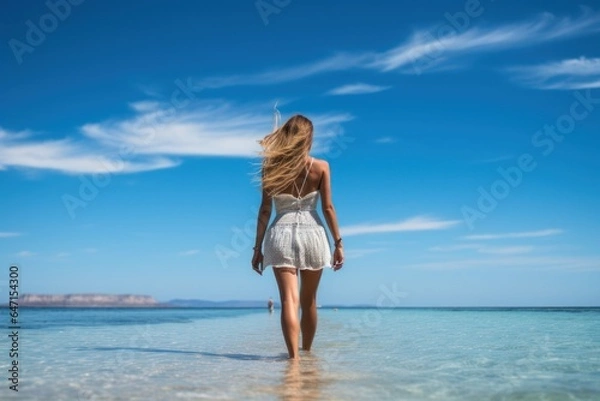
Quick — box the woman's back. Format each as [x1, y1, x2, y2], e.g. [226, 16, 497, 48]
[276, 156, 324, 199]
[264, 156, 332, 270]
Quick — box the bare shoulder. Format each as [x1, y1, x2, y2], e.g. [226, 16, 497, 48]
[311, 157, 329, 172]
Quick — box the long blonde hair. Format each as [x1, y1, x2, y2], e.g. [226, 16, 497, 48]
[255, 114, 313, 196]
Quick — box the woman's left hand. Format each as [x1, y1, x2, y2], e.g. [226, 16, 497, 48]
[251, 248, 264, 275]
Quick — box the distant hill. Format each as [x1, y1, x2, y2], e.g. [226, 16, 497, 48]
[166, 299, 275, 308]
[14, 293, 159, 307]
[4, 294, 357, 308]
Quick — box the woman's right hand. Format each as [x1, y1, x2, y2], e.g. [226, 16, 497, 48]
[251, 249, 264, 275]
[332, 246, 344, 271]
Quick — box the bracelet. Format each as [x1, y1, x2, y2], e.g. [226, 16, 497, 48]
[334, 237, 342, 247]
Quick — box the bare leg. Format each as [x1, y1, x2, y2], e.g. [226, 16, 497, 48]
[273, 267, 300, 359]
[299, 269, 323, 351]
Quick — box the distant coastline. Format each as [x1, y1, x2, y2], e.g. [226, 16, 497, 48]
[2, 294, 597, 309]
[1, 293, 278, 308]
[8, 293, 161, 308]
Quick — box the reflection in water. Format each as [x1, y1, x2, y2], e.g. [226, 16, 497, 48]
[277, 353, 324, 401]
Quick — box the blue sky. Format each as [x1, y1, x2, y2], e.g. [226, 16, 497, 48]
[1, 0, 599, 306]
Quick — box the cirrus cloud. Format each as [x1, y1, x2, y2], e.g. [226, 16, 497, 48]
[326, 83, 391, 96]
[342, 215, 460, 236]
[508, 56, 600, 89]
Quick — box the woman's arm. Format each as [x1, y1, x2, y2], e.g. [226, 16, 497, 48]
[319, 161, 342, 246]
[253, 187, 273, 249]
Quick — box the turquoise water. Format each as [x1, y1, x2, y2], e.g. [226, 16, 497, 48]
[1, 307, 599, 400]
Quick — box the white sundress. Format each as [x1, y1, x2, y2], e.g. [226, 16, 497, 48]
[262, 157, 333, 270]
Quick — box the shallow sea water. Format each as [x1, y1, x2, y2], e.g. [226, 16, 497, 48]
[1, 307, 599, 400]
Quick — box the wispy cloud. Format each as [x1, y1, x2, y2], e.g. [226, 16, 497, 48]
[327, 83, 391, 96]
[365, 240, 401, 246]
[344, 248, 386, 258]
[179, 249, 200, 256]
[192, 53, 374, 89]
[0, 127, 177, 175]
[405, 256, 600, 271]
[0, 128, 31, 141]
[508, 56, 600, 89]
[3, 10, 598, 176]
[342, 216, 460, 236]
[429, 243, 533, 254]
[0, 232, 22, 238]
[374, 136, 396, 144]
[369, 7, 600, 73]
[82, 100, 353, 158]
[16, 250, 35, 257]
[189, 7, 600, 86]
[56, 252, 70, 258]
[460, 229, 563, 240]
[0, 101, 353, 175]
[477, 246, 534, 255]
[83, 248, 98, 253]
[81, 100, 269, 158]
[429, 243, 483, 252]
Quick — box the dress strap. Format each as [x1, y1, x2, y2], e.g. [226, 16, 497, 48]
[296, 157, 314, 197]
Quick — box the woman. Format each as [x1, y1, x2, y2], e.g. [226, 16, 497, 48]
[251, 114, 344, 359]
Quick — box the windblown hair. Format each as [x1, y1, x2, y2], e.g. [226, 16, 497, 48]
[255, 114, 314, 196]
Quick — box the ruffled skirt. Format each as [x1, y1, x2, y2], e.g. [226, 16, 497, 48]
[263, 211, 332, 270]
